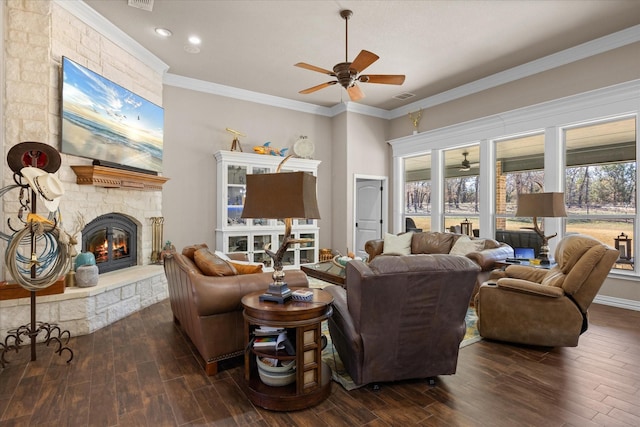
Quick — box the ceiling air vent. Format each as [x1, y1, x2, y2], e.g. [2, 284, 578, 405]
[393, 92, 416, 101]
[128, 0, 154, 11]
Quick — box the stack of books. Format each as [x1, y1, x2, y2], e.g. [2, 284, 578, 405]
[252, 326, 294, 354]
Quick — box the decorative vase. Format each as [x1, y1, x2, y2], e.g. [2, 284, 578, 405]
[75, 264, 99, 288]
[75, 251, 96, 271]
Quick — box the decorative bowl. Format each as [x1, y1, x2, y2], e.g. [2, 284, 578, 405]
[257, 356, 295, 386]
[256, 356, 295, 373]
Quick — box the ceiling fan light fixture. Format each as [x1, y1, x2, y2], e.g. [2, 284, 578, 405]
[295, 9, 405, 102]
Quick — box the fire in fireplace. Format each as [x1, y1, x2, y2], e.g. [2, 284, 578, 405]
[82, 213, 137, 273]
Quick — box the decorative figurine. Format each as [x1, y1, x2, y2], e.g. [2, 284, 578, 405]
[408, 109, 422, 134]
[225, 128, 245, 151]
[253, 142, 288, 156]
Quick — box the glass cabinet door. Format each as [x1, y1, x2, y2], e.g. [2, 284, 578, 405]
[227, 235, 249, 253]
[227, 166, 247, 226]
[299, 232, 316, 265]
[278, 233, 295, 266]
[247, 166, 272, 227]
[252, 234, 272, 267]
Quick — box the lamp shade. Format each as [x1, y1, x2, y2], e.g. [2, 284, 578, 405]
[515, 192, 567, 218]
[241, 172, 321, 220]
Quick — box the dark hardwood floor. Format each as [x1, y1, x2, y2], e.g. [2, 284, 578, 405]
[1, 300, 638, 426]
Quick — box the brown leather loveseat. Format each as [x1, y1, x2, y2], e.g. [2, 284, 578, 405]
[325, 254, 480, 386]
[163, 244, 309, 375]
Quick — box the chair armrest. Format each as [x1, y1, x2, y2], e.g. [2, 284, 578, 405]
[364, 239, 384, 262]
[227, 253, 250, 261]
[466, 245, 514, 270]
[503, 265, 550, 282]
[497, 277, 564, 297]
[323, 285, 361, 351]
[190, 270, 308, 316]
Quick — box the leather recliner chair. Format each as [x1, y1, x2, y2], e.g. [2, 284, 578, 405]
[324, 254, 480, 386]
[163, 246, 309, 375]
[475, 234, 618, 347]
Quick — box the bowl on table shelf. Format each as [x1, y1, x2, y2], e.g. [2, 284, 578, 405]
[256, 356, 295, 386]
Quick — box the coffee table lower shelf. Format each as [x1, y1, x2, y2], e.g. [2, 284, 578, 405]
[243, 362, 331, 411]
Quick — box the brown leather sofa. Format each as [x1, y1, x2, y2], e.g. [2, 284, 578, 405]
[163, 245, 309, 375]
[365, 231, 513, 298]
[325, 254, 480, 386]
[475, 234, 618, 347]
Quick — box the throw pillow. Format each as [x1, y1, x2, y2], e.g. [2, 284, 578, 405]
[229, 260, 264, 275]
[182, 243, 208, 260]
[194, 248, 238, 276]
[449, 235, 486, 255]
[382, 232, 413, 255]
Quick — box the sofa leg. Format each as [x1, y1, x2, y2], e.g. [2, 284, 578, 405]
[205, 361, 219, 376]
[372, 384, 381, 392]
[427, 377, 436, 386]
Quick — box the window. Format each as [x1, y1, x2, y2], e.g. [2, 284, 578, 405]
[494, 133, 545, 232]
[444, 146, 479, 233]
[404, 154, 431, 231]
[563, 117, 637, 271]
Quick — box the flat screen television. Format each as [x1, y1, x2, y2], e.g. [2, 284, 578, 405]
[60, 56, 164, 174]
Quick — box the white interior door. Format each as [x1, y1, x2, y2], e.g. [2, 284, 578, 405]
[355, 179, 383, 259]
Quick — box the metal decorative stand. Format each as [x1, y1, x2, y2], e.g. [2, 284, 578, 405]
[1, 145, 74, 368]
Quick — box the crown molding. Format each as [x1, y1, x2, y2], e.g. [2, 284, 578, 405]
[53, 0, 169, 75]
[163, 73, 335, 117]
[389, 24, 640, 119]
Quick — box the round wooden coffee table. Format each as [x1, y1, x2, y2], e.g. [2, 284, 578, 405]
[241, 288, 333, 411]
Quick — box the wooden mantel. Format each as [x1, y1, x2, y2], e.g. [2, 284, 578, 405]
[71, 165, 169, 191]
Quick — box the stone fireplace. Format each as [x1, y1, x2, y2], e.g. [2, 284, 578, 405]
[82, 213, 138, 274]
[0, 1, 170, 340]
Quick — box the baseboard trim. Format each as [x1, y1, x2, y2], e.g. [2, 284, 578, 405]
[593, 295, 640, 312]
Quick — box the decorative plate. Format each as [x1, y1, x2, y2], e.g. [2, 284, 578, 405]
[293, 137, 315, 158]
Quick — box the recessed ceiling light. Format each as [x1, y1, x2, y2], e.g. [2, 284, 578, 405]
[188, 35, 201, 45]
[154, 27, 172, 37]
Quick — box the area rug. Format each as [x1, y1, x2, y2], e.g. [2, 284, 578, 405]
[309, 277, 482, 391]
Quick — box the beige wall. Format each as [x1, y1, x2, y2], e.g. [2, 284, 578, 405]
[388, 42, 640, 139]
[162, 85, 333, 251]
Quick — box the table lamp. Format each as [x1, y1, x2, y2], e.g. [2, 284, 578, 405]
[515, 192, 567, 264]
[241, 169, 320, 303]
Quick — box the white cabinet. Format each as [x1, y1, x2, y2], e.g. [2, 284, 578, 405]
[215, 151, 321, 268]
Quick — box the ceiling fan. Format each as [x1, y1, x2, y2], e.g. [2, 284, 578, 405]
[456, 152, 479, 172]
[295, 9, 405, 102]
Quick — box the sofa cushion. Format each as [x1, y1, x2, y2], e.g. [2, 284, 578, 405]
[450, 235, 486, 255]
[183, 243, 209, 260]
[194, 248, 238, 276]
[382, 232, 413, 255]
[411, 232, 457, 254]
[229, 260, 264, 275]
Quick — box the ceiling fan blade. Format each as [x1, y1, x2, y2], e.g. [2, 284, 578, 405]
[299, 81, 337, 94]
[295, 62, 335, 75]
[350, 50, 379, 73]
[347, 84, 365, 101]
[360, 74, 406, 85]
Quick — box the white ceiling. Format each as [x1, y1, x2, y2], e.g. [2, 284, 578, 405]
[82, 0, 640, 111]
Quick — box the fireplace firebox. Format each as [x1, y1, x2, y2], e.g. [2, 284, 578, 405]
[82, 213, 137, 273]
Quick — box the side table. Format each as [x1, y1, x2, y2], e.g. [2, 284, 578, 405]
[241, 288, 333, 411]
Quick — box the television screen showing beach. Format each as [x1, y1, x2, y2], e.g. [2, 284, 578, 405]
[61, 57, 164, 173]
